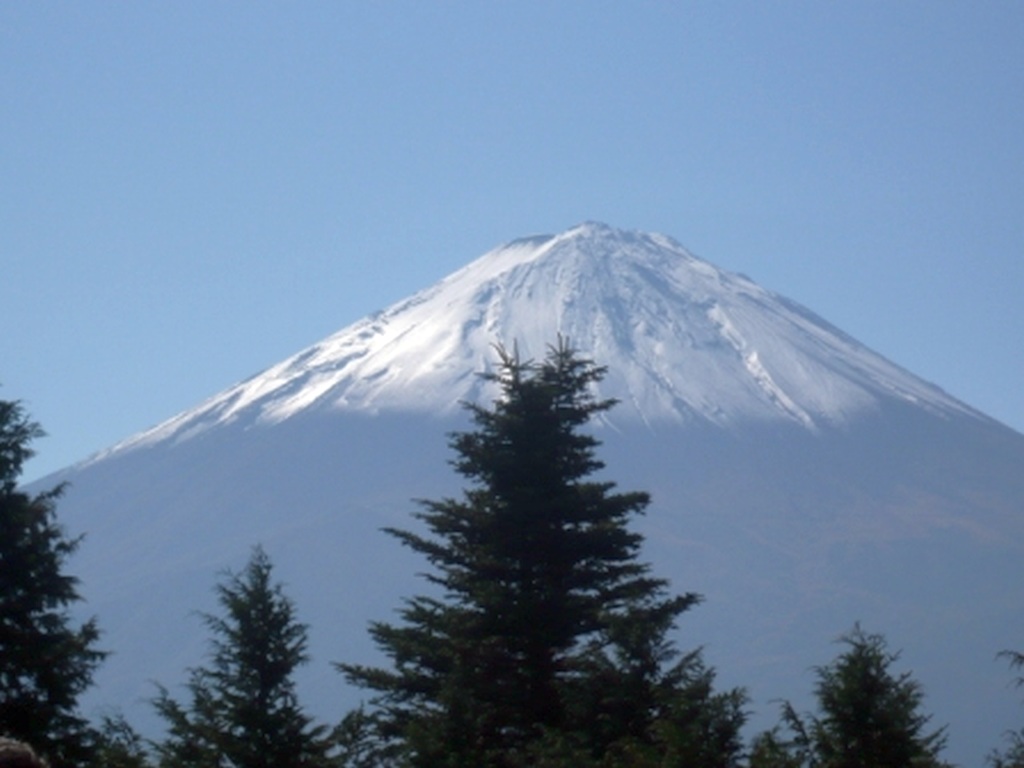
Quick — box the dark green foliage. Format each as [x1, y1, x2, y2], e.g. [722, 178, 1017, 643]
[153, 546, 332, 768]
[0, 399, 106, 767]
[989, 732, 1024, 768]
[753, 625, 949, 768]
[340, 341, 745, 766]
[748, 727, 806, 768]
[999, 649, 1024, 691]
[333, 708, 392, 768]
[989, 649, 1024, 768]
[92, 712, 154, 768]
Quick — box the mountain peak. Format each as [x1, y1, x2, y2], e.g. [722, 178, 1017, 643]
[561, 220, 625, 241]
[99, 224, 975, 459]
[40, 225, 1024, 767]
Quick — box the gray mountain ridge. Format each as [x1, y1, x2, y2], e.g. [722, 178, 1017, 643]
[33, 223, 1024, 765]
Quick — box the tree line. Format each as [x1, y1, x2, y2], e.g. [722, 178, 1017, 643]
[2, 341, 1021, 767]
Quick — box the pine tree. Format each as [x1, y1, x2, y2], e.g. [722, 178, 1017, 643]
[0, 399, 106, 768]
[752, 625, 949, 768]
[988, 649, 1024, 768]
[340, 340, 745, 767]
[990, 731, 1024, 768]
[1000, 649, 1024, 690]
[153, 546, 331, 768]
[93, 712, 154, 768]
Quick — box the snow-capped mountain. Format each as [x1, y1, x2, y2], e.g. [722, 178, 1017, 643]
[99, 222, 971, 463]
[35, 224, 1024, 765]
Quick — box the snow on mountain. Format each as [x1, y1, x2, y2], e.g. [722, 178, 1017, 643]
[96, 222, 973, 462]
[34, 223, 1024, 765]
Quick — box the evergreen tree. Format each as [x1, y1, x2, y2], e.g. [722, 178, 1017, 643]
[989, 731, 1024, 768]
[988, 649, 1024, 768]
[340, 340, 745, 767]
[752, 625, 949, 768]
[1000, 649, 1024, 690]
[93, 712, 154, 768]
[153, 546, 332, 768]
[0, 399, 105, 767]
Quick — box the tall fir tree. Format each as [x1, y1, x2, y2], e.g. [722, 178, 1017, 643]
[0, 399, 105, 768]
[750, 625, 949, 768]
[153, 545, 332, 768]
[340, 340, 745, 767]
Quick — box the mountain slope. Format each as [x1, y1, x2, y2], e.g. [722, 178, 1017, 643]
[35, 223, 1024, 765]
[93, 222, 973, 463]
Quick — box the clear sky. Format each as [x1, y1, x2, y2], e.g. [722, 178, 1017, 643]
[4, 2, 1022, 483]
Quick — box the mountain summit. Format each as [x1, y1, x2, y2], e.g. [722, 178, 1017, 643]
[36, 224, 1024, 765]
[105, 223, 971, 461]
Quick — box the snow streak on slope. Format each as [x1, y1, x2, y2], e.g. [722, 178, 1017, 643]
[95, 223, 974, 459]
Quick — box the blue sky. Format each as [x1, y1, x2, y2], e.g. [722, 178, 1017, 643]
[4, 2, 1022, 482]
